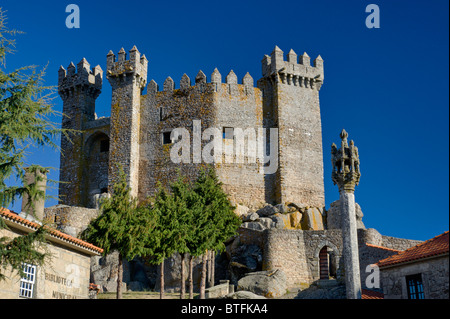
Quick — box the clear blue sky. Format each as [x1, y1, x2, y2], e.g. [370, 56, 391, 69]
[2, 0, 448, 241]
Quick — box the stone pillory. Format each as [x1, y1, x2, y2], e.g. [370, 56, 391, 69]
[57, 45, 326, 211]
[331, 129, 362, 299]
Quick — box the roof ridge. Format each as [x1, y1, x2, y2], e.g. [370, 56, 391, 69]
[365, 243, 401, 252]
[377, 231, 449, 268]
[399, 231, 449, 253]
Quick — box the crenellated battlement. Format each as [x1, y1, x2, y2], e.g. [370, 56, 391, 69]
[147, 68, 255, 97]
[106, 45, 147, 88]
[262, 46, 324, 90]
[58, 58, 103, 98]
[57, 44, 325, 211]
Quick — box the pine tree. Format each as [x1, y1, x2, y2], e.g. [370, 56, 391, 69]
[191, 168, 241, 299]
[80, 165, 154, 299]
[0, 9, 66, 280]
[142, 182, 185, 299]
[0, 9, 65, 210]
[168, 174, 195, 299]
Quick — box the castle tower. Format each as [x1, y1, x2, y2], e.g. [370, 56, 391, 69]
[257, 46, 325, 208]
[58, 59, 103, 206]
[106, 46, 147, 197]
[331, 129, 362, 299]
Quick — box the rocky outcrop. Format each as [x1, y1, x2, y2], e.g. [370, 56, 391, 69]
[239, 203, 325, 231]
[295, 279, 346, 299]
[326, 200, 365, 230]
[237, 269, 287, 298]
[223, 291, 267, 299]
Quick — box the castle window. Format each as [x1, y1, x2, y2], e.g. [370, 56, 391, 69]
[162, 131, 172, 145]
[19, 263, 36, 298]
[406, 274, 425, 299]
[223, 127, 234, 139]
[100, 139, 109, 153]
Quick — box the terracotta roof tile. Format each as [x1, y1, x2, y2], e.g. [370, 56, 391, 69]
[377, 231, 449, 268]
[366, 243, 401, 252]
[0, 207, 103, 255]
[362, 289, 384, 299]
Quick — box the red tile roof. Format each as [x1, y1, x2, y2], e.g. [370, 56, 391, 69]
[0, 207, 103, 255]
[366, 243, 401, 252]
[377, 231, 449, 268]
[362, 289, 384, 299]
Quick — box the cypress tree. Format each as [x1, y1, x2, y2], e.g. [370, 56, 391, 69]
[81, 165, 155, 299]
[0, 9, 66, 280]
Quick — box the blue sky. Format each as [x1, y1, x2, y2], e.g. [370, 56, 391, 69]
[1, 0, 448, 241]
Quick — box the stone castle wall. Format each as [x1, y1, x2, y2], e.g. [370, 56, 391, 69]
[58, 45, 326, 210]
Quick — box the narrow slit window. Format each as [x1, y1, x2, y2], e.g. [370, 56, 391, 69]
[162, 131, 172, 145]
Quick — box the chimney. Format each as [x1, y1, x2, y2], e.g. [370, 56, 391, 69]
[20, 167, 48, 222]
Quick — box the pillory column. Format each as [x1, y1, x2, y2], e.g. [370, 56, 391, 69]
[331, 129, 362, 299]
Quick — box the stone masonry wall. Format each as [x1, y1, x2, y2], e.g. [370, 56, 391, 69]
[138, 76, 217, 200]
[262, 229, 343, 285]
[380, 255, 449, 299]
[214, 75, 266, 209]
[257, 47, 325, 209]
[0, 226, 92, 299]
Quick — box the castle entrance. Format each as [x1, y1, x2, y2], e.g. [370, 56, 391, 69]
[319, 246, 337, 280]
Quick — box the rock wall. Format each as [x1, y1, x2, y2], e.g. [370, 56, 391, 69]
[380, 255, 449, 299]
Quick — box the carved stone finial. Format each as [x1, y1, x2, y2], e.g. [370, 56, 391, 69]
[331, 129, 361, 193]
[340, 129, 348, 141]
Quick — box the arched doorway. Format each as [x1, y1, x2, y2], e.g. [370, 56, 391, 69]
[315, 242, 340, 281]
[83, 132, 110, 207]
[319, 246, 329, 279]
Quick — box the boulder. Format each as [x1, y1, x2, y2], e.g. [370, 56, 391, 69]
[289, 211, 303, 229]
[224, 291, 267, 299]
[301, 207, 324, 230]
[295, 280, 346, 299]
[327, 200, 365, 230]
[237, 269, 287, 298]
[229, 244, 262, 284]
[270, 215, 285, 229]
[234, 204, 250, 218]
[241, 222, 266, 231]
[270, 212, 302, 229]
[274, 204, 288, 213]
[243, 212, 259, 222]
[256, 204, 279, 217]
[257, 217, 275, 229]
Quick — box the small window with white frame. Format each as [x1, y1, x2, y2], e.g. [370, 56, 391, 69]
[19, 263, 36, 298]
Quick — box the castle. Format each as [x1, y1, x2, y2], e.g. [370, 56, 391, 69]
[54, 45, 424, 297]
[57, 45, 324, 211]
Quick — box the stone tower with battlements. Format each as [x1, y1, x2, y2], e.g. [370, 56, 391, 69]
[106, 46, 147, 198]
[57, 45, 325, 211]
[58, 58, 103, 206]
[257, 46, 325, 208]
